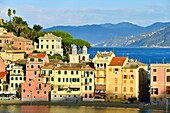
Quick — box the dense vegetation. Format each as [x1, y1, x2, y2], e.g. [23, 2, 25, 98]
[0, 9, 91, 59]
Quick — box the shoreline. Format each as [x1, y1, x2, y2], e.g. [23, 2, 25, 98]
[0, 100, 168, 111]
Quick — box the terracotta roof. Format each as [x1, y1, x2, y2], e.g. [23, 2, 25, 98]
[0, 72, 6, 79]
[11, 37, 32, 42]
[28, 53, 46, 58]
[0, 44, 18, 51]
[109, 57, 127, 66]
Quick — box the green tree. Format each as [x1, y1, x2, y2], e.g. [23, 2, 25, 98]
[33, 24, 42, 32]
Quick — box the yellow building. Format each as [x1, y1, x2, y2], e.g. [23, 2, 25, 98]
[92, 51, 115, 101]
[0, 18, 3, 25]
[10, 65, 25, 94]
[106, 57, 128, 101]
[51, 63, 94, 102]
[0, 44, 25, 61]
[107, 58, 148, 102]
[35, 33, 63, 56]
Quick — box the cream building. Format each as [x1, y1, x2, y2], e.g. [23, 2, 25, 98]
[35, 33, 63, 56]
[92, 51, 115, 101]
[0, 44, 25, 61]
[9, 65, 25, 94]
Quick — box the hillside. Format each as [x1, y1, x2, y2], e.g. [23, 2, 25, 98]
[43, 22, 170, 47]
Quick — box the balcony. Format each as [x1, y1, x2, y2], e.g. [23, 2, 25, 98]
[81, 82, 89, 85]
[95, 75, 105, 78]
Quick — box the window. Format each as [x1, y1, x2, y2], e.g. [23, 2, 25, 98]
[151, 88, 158, 95]
[19, 42, 21, 45]
[20, 77, 22, 80]
[30, 58, 34, 61]
[89, 78, 92, 82]
[10, 41, 14, 44]
[115, 78, 118, 83]
[167, 76, 170, 82]
[23, 89, 25, 92]
[123, 75, 127, 79]
[14, 70, 16, 73]
[115, 95, 118, 99]
[41, 40, 43, 42]
[18, 70, 20, 73]
[153, 69, 157, 72]
[46, 40, 48, 42]
[130, 75, 134, 79]
[115, 68, 118, 72]
[64, 71, 67, 75]
[71, 71, 74, 75]
[130, 69, 133, 72]
[41, 45, 43, 49]
[29, 83, 31, 86]
[52, 45, 54, 49]
[38, 58, 43, 62]
[123, 87, 126, 92]
[66, 78, 68, 82]
[0, 40, 1, 43]
[52, 40, 54, 42]
[44, 84, 46, 87]
[58, 70, 61, 74]
[85, 86, 88, 90]
[89, 86, 92, 90]
[38, 65, 40, 68]
[166, 86, 170, 94]
[85, 94, 87, 98]
[37, 91, 40, 94]
[76, 71, 79, 75]
[15, 83, 18, 88]
[115, 87, 118, 91]
[167, 69, 170, 72]
[51, 77, 54, 81]
[11, 77, 14, 80]
[44, 91, 46, 94]
[11, 83, 13, 87]
[46, 45, 49, 49]
[153, 76, 157, 82]
[63, 78, 65, 82]
[31, 65, 34, 68]
[15, 77, 18, 80]
[34, 71, 37, 75]
[58, 78, 61, 82]
[130, 87, 133, 92]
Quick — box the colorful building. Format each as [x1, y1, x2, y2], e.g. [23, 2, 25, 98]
[34, 33, 63, 56]
[150, 64, 170, 103]
[0, 31, 33, 54]
[21, 53, 50, 101]
[9, 65, 25, 95]
[92, 51, 115, 101]
[0, 44, 25, 61]
[106, 57, 128, 101]
[51, 63, 94, 102]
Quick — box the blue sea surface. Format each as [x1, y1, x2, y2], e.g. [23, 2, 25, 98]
[88, 47, 170, 68]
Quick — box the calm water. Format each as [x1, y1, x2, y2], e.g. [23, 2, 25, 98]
[0, 105, 165, 113]
[89, 47, 170, 68]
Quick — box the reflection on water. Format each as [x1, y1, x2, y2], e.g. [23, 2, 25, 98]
[0, 105, 165, 113]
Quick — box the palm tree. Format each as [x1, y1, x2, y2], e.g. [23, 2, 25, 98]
[13, 10, 16, 27]
[8, 9, 12, 22]
[13, 9, 16, 16]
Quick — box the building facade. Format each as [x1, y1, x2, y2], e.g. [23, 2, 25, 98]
[35, 33, 63, 56]
[150, 64, 170, 103]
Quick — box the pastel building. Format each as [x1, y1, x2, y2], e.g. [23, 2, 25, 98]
[0, 31, 33, 54]
[0, 44, 25, 61]
[21, 53, 50, 101]
[106, 57, 128, 101]
[150, 64, 170, 103]
[0, 56, 7, 94]
[51, 63, 95, 102]
[92, 51, 115, 101]
[34, 33, 63, 56]
[9, 65, 25, 95]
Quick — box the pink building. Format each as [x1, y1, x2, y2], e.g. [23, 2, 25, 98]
[0, 32, 33, 54]
[150, 64, 170, 103]
[21, 53, 50, 101]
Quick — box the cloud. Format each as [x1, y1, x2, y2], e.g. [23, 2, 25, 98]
[1, 4, 170, 28]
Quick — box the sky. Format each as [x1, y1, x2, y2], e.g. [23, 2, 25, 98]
[0, 0, 170, 28]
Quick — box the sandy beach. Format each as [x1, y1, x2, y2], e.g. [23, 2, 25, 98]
[0, 100, 169, 111]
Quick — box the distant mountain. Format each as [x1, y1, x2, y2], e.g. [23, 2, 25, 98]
[43, 22, 170, 47]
